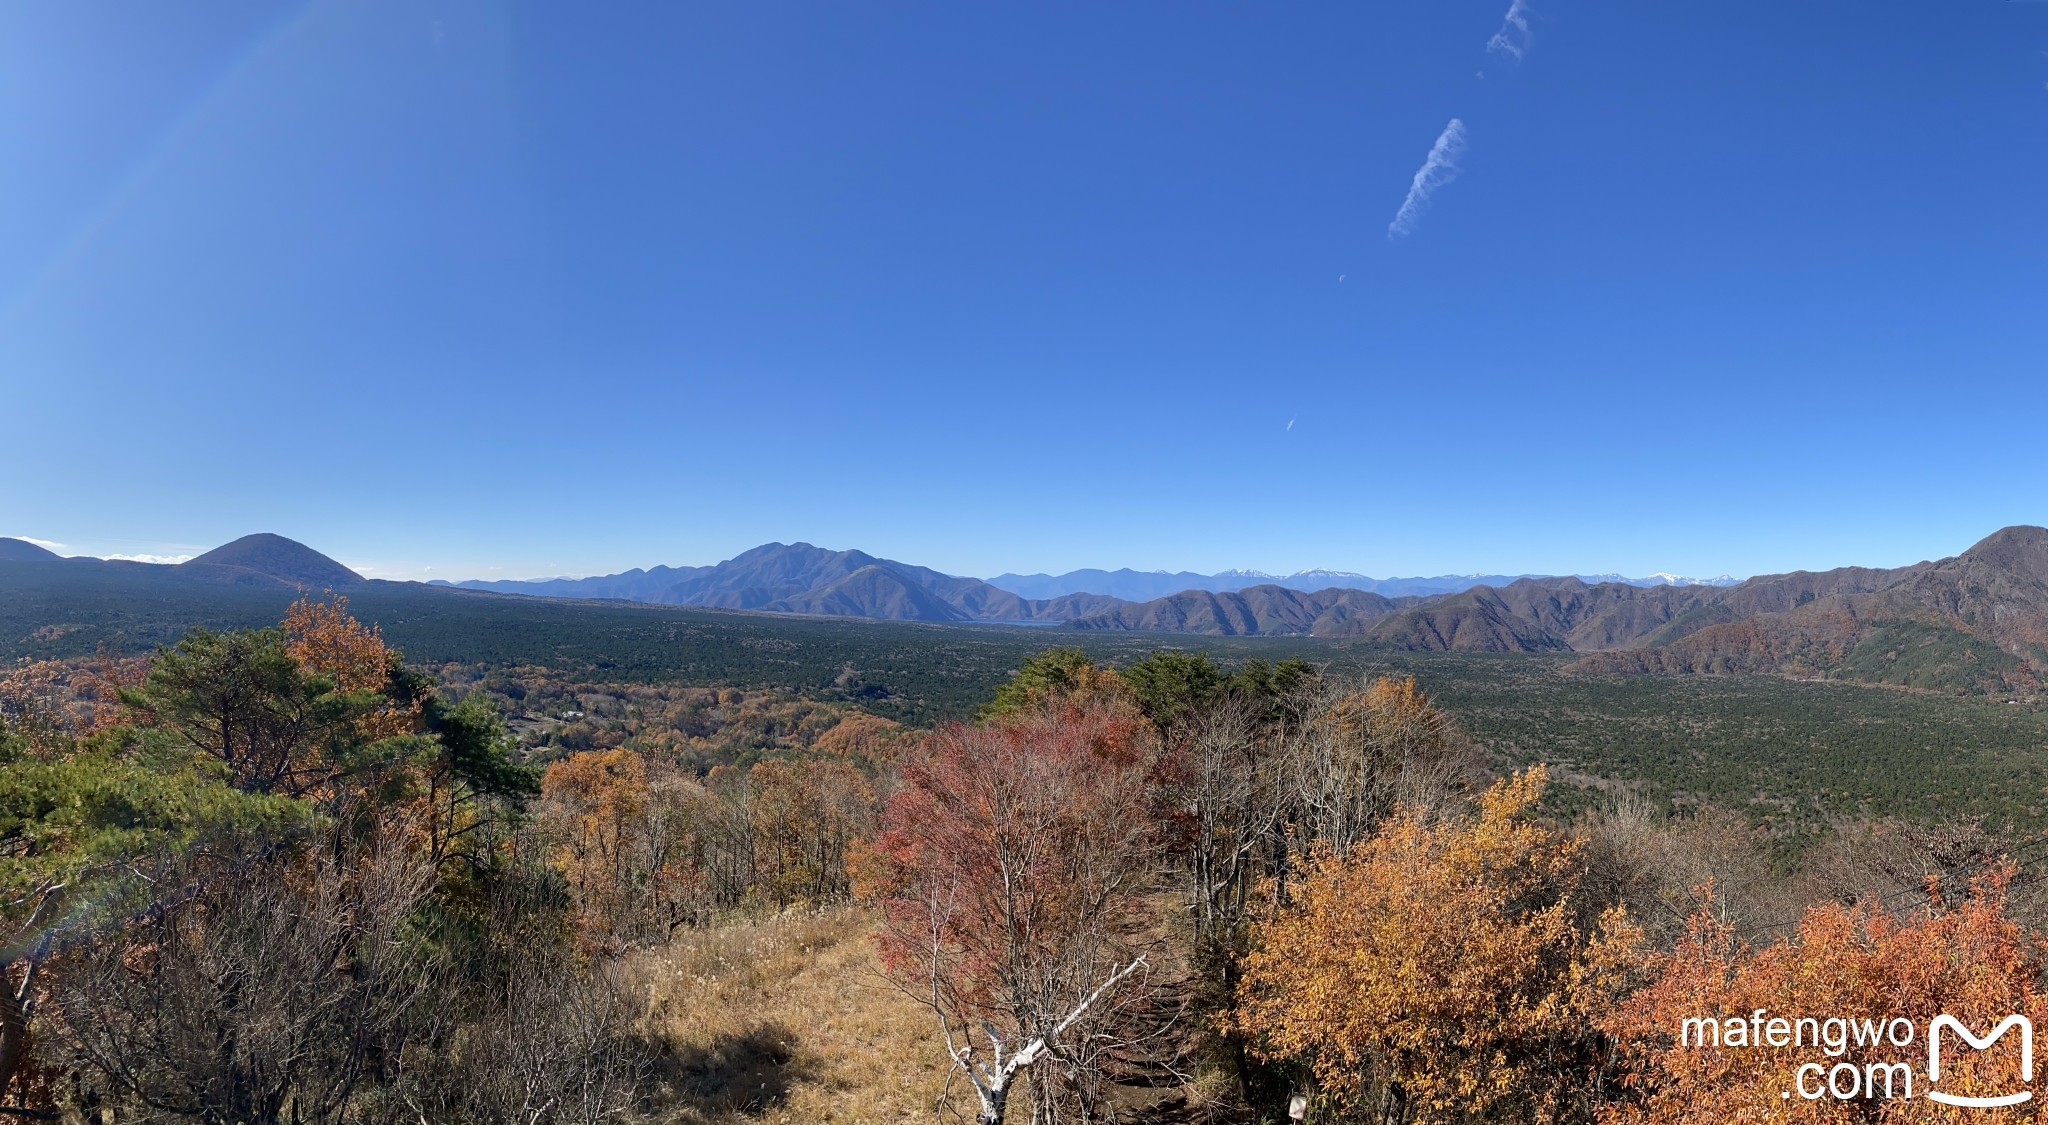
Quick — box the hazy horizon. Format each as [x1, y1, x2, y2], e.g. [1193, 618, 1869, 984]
[40, 524, 1970, 588]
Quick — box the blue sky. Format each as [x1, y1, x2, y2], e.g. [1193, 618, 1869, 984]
[2, 0, 2044, 582]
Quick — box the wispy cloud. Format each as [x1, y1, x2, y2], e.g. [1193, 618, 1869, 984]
[106, 552, 194, 564]
[1487, 0, 1531, 61]
[1388, 119, 1467, 239]
[15, 536, 67, 551]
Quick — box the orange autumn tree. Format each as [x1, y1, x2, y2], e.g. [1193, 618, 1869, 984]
[812, 711, 900, 772]
[1233, 767, 1640, 1124]
[1601, 870, 2048, 1124]
[539, 748, 706, 949]
[283, 594, 419, 739]
[542, 748, 652, 949]
[279, 595, 535, 862]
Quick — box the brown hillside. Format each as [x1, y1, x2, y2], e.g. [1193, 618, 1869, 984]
[1063, 526, 2048, 693]
[763, 564, 967, 621]
[1361, 586, 1572, 652]
[1874, 525, 2048, 657]
[1067, 584, 1401, 637]
[632, 909, 953, 1123]
[1364, 578, 1723, 653]
[1572, 608, 1866, 677]
[1082, 574, 1725, 652]
[1572, 526, 2048, 694]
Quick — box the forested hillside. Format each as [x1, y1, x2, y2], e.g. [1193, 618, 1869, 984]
[1349, 651, 2048, 843]
[0, 538, 62, 562]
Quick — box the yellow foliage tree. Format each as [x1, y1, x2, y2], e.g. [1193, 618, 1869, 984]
[541, 749, 660, 951]
[1292, 675, 1472, 858]
[543, 749, 790, 948]
[747, 758, 873, 908]
[1233, 767, 1638, 1123]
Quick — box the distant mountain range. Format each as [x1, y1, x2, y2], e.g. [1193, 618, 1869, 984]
[441, 548, 1737, 620]
[436, 530, 2041, 694]
[982, 567, 1738, 601]
[438, 542, 1120, 623]
[10, 529, 2043, 694]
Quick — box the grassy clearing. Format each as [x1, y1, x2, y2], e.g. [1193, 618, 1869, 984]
[631, 908, 957, 1124]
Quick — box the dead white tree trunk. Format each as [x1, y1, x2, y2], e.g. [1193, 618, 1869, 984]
[937, 957, 1148, 1125]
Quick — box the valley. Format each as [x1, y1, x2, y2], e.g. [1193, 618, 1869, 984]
[13, 526, 2048, 682]
[7, 539, 2046, 841]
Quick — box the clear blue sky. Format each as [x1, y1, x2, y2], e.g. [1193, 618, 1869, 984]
[3, 0, 2043, 582]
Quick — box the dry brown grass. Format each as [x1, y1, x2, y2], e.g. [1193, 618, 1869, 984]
[630, 907, 958, 1125]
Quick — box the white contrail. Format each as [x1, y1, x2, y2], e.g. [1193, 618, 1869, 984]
[1487, 0, 1531, 61]
[1387, 119, 1467, 239]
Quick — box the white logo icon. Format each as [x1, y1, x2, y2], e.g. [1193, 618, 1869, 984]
[1928, 1015, 2033, 1108]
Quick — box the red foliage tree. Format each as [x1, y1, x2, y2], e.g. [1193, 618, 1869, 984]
[866, 697, 1170, 1124]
